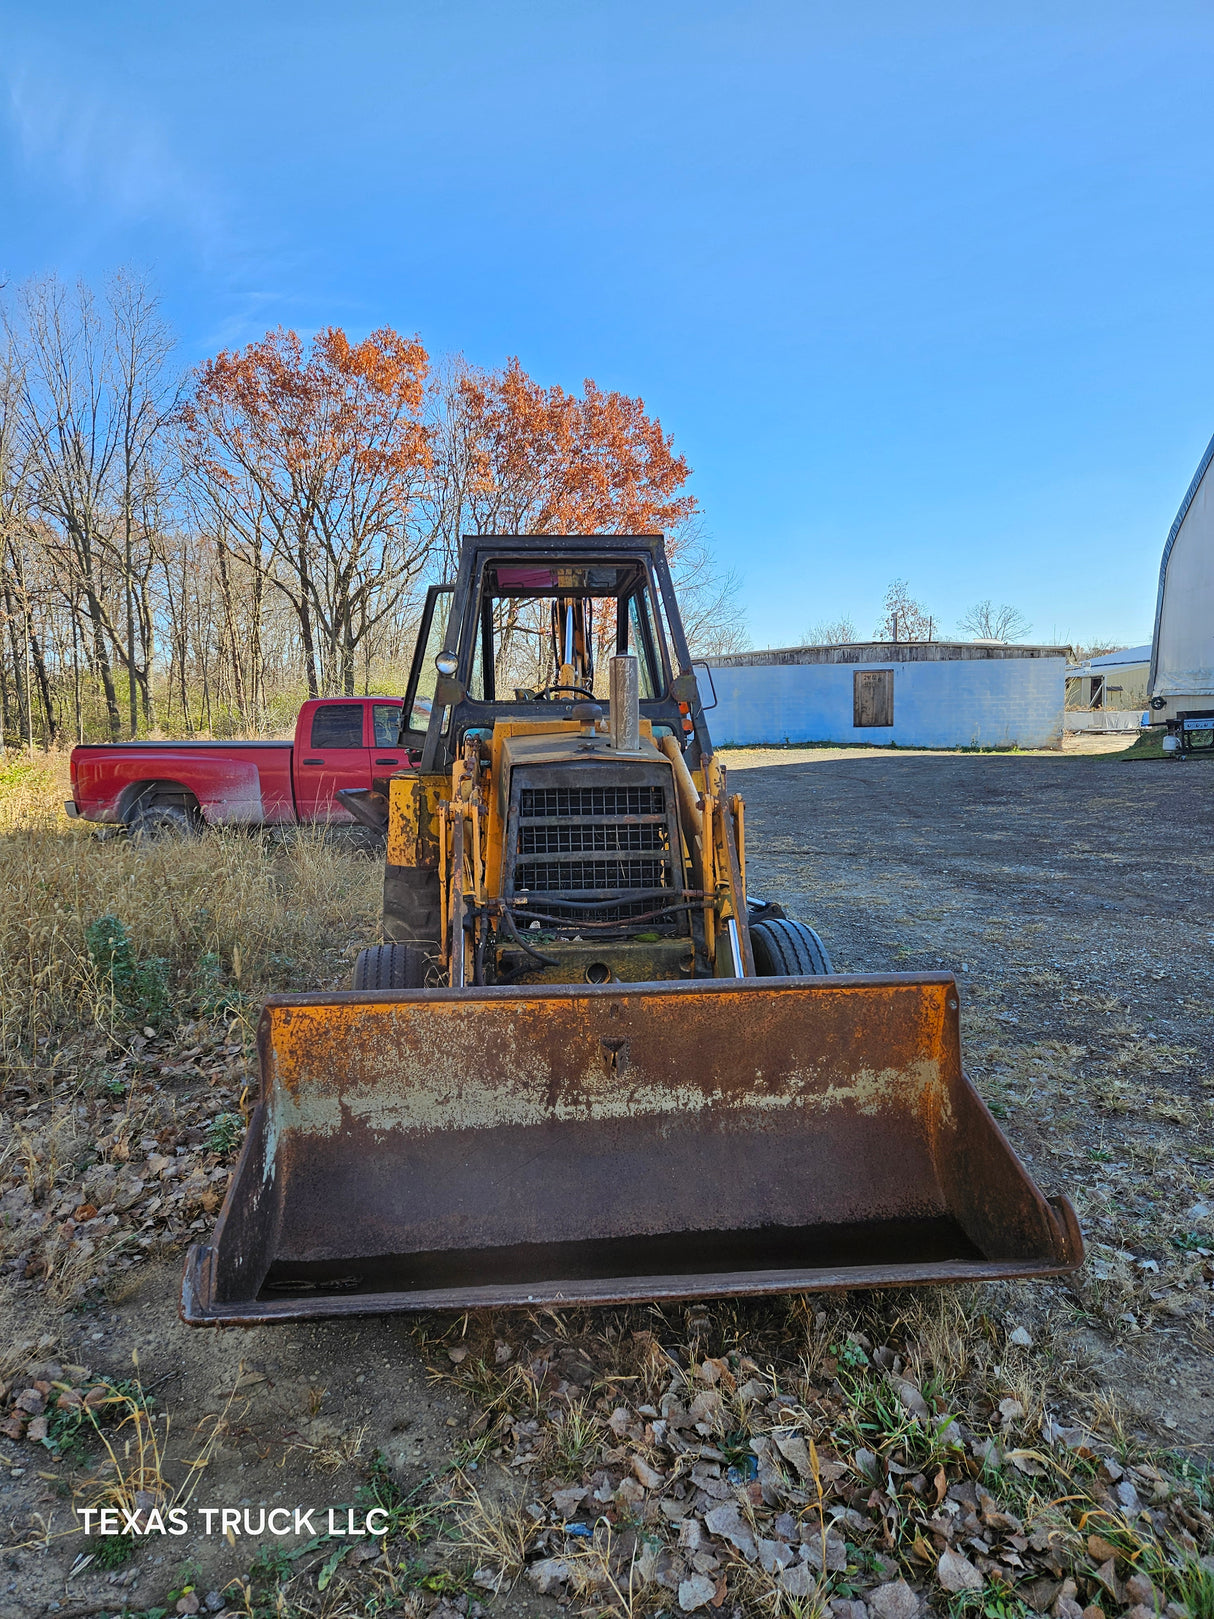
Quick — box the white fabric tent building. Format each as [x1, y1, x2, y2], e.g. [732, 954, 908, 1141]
[1149, 430, 1214, 719]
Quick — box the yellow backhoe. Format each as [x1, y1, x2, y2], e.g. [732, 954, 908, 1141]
[182, 534, 1080, 1324]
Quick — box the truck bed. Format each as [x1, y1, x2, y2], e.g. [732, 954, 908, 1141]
[71, 740, 297, 826]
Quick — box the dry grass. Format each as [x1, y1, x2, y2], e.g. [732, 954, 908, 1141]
[0, 760, 379, 1336]
[0, 756, 380, 1080]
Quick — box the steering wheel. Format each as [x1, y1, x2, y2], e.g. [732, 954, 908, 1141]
[538, 683, 596, 701]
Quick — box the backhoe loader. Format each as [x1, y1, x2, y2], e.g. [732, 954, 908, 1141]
[182, 534, 1081, 1324]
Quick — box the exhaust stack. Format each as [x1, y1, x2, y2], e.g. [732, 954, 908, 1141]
[609, 655, 641, 750]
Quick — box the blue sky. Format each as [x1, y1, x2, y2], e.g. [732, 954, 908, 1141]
[3, 1, 1212, 649]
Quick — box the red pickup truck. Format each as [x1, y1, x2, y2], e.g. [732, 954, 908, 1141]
[67, 696, 410, 833]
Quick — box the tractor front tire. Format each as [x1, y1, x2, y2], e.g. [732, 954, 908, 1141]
[750, 917, 833, 976]
[351, 943, 428, 991]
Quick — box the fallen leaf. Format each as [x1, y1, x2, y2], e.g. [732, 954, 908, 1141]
[1086, 1535, 1119, 1564]
[678, 1573, 716, 1612]
[527, 1558, 571, 1595]
[869, 1579, 921, 1619]
[888, 1375, 931, 1422]
[704, 1502, 757, 1561]
[938, 1548, 984, 1593]
[773, 1430, 813, 1480]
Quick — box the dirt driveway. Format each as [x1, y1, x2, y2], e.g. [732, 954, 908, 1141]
[728, 745, 1214, 1439]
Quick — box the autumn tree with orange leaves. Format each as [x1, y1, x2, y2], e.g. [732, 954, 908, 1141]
[424, 356, 697, 568]
[182, 326, 431, 697]
[422, 356, 743, 683]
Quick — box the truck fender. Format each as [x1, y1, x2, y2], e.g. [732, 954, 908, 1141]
[120, 780, 203, 826]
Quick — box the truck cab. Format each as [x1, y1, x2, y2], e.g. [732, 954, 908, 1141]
[292, 697, 410, 821]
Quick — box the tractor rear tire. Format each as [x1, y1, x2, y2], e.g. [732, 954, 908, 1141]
[750, 917, 833, 976]
[351, 943, 428, 991]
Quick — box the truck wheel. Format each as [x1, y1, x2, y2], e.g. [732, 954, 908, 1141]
[750, 917, 833, 976]
[129, 801, 198, 840]
[351, 943, 428, 991]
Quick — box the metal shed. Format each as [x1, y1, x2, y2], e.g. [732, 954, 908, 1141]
[1064, 644, 1151, 733]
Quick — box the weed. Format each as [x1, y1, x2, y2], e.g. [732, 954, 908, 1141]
[248, 1541, 297, 1585]
[194, 949, 244, 1016]
[91, 1530, 136, 1570]
[356, 1451, 441, 1544]
[950, 1590, 1036, 1619]
[1169, 1555, 1214, 1619]
[449, 1477, 540, 1578]
[545, 1397, 603, 1476]
[85, 915, 170, 1023]
[206, 1111, 244, 1155]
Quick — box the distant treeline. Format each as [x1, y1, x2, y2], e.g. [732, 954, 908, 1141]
[0, 273, 746, 748]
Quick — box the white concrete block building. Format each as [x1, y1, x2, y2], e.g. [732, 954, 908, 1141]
[701, 642, 1068, 750]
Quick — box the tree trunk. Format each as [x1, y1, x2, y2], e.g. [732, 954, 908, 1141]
[3, 578, 29, 745]
[85, 590, 121, 741]
[125, 512, 138, 738]
[28, 627, 56, 746]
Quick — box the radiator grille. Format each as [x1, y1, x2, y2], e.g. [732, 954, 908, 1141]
[519, 822, 667, 856]
[511, 775, 679, 925]
[519, 786, 664, 819]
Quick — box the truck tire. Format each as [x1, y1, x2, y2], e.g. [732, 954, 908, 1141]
[351, 943, 428, 991]
[750, 917, 833, 976]
[129, 801, 198, 840]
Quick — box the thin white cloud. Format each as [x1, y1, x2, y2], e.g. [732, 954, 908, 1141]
[5, 62, 225, 249]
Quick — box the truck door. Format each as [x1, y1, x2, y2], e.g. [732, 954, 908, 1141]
[369, 701, 407, 775]
[295, 701, 373, 823]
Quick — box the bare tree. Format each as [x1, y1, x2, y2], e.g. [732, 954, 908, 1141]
[0, 331, 33, 751]
[957, 598, 1032, 642]
[801, 614, 858, 646]
[875, 579, 935, 642]
[6, 277, 124, 737]
[663, 521, 749, 658]
[110, 271, 177, 733]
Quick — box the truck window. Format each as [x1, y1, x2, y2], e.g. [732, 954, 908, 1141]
[311, 704, 365, 749]
[372, 704, 402, 748]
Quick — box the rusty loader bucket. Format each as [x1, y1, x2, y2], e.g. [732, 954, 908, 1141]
[181, 975, 1081, 1325]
